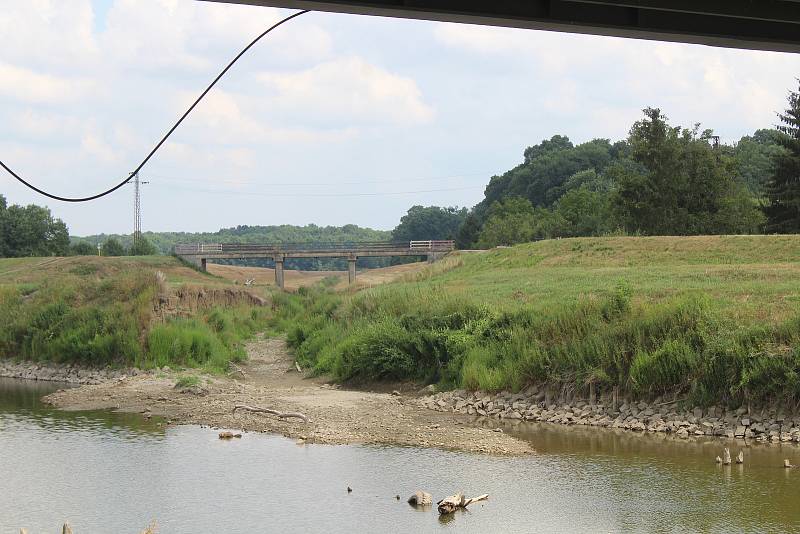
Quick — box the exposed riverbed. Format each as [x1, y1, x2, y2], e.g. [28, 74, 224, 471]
[3, 377, 800, 533]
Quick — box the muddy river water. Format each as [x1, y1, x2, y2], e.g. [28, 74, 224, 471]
[2, 377, 799, 533]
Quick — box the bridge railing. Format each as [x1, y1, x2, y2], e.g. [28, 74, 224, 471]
[174, 240, 455, 255]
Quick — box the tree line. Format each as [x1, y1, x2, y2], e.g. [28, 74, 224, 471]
[392, 81, 800, 248]
[0, 195, 158, 258]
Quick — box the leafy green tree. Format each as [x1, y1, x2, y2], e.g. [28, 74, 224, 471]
[553, 186, 614, 237]
[0, 195, 69, 257]
[613, 108, 762, 235]
[0, 195, 8, 257]
[129, 237, 157, 256]
[734, 129, 786, 195]
[392, 205, 468, 242]
[69, 241, 97, 256]
[712, 183, 766, 234]
[764, 82, 800, 233]
[455, 212, 481, 249]
[476, 197, 558, 247]
[102, 238, 126, 256]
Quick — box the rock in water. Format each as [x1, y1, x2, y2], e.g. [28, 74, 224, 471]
[408, 491, 433, 506]
[715, 456, 722, 464]
[784, 459, 795, 469]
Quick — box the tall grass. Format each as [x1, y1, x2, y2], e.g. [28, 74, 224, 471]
[272, 281, 800, 407]
[143, 306, 268, 373]
[0, 273, 152, 365]
[0, 269, 270, 372]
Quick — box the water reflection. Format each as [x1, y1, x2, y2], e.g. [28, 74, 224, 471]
[1, 378, 799, 534]
[0, 377, 165, 439]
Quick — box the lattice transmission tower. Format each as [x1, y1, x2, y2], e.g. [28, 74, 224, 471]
[131, 172, 149, 248]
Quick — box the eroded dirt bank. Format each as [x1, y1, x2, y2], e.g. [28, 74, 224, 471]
[45, 336, 531, 455]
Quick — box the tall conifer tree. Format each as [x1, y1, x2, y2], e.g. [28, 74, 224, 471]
[764, 82, 800, 232]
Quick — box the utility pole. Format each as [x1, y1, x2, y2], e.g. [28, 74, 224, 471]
[131, 172, 149, 249]
[124, 172, 151, 251]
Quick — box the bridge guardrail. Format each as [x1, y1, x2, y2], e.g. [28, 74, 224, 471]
[174, 240, 455, 255]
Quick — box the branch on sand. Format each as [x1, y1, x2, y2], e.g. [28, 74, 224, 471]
[233, 404, 310, 423]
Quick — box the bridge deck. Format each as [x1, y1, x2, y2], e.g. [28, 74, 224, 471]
[174, 240, 454, 288]
[206, 0, 800, 54]
[174, 240, 454, 259]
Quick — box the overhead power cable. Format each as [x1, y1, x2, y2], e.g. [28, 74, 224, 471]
[146, 170, 493, 187]
[0, 9, 309, 202]
[155, 183, 484, 197]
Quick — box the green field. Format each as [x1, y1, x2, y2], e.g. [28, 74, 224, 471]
[273, 235, 800, 407]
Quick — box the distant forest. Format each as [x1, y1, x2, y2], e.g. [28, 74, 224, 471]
[5, 81, 799, 265]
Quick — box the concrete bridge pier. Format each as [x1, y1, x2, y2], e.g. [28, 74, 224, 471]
[427, 252, 445, 263]
[274, 254, 285, 289]
[200, 258, 207, 272]
[348, 255, 357, 284]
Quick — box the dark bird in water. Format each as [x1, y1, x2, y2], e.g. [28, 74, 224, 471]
[395, 495, 400, 500]
[347, 486, 353, 493]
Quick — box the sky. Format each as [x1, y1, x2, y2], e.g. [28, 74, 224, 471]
[1, 1, 799, 236]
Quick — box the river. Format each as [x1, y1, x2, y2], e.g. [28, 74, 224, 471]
[1, 377, 799, 533]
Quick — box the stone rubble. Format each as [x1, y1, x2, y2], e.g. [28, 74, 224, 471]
[0, 360, 141, 385]
[420, 384, 800, 445]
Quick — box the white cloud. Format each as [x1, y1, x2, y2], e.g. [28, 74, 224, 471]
[11, 109, 85, 137]
[0, 0, 99, 69]
[101, 0, 331, 73]
[257, 57, 435, 125]
[81, 133, 122, 163]
[0, 62, 95, 104]
[433, 22, 800, 135]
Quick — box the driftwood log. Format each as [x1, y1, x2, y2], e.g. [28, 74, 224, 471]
[233, 404, 309, 423]
[437, 492, 489, 515]
[408, 491, 433, 506]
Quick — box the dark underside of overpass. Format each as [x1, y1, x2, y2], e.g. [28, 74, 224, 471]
[205, 0, 800, 53]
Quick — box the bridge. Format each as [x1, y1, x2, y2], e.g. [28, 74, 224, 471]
[174, 240, 455, 288]
[207, 1, 800, 53]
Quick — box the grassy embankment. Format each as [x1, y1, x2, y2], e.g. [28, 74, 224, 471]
[0, 256, 270, 373]
[272, 235, 800, 407]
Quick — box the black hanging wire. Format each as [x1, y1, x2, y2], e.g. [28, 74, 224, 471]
[0, 9, 309, 202]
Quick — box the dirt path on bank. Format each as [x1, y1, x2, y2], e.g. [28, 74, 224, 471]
[45, 336, 531, 455]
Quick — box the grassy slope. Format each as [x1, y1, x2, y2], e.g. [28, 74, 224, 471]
[412, 235, 800, 322]
[0, 256, 269, 371]
[274, 235, 800, 406]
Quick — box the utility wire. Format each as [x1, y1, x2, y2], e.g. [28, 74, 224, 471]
[154, 182, 484, 197]
[0, 9, 309, 202]
[146, 170, 493, 187]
